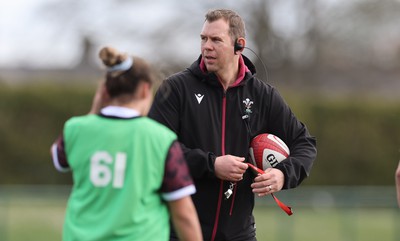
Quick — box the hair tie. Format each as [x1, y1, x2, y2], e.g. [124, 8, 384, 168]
[107, 57, 133, 72]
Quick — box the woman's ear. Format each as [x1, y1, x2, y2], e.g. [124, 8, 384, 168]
[137, 82, 151, 100]
[137, 82, 153, 116]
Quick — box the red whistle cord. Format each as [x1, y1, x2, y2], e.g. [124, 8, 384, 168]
[271, 193, 293, 216]
[247, 163, 293, 216]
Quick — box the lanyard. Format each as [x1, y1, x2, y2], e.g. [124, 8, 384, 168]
[248, 163, 293, 216]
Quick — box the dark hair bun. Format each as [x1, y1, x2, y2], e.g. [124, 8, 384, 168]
[99, 46, 127, 67]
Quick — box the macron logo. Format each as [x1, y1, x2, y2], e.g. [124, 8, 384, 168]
[195, 93, 204, 104]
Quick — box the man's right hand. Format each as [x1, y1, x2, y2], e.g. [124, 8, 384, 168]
[214, 155, 248, 181]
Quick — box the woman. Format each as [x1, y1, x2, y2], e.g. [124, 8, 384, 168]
[51, 46, 202, 241]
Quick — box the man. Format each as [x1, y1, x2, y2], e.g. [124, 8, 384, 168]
[149, 9, 317, 241]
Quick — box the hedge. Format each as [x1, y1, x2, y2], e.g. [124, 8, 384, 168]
[1, 83, 399, 186]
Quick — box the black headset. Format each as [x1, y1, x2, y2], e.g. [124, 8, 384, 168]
[234, 39, 244, 54]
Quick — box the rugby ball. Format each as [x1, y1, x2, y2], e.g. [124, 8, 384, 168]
[249, 133, 290, 170]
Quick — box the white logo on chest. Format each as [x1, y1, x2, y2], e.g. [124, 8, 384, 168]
[195, 94, 204, 104]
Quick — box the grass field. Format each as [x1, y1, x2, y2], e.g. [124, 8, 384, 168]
[0, 186, 398, 241]
[254, 206, 398, 241]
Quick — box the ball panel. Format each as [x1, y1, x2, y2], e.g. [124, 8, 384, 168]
[249, 147, 256, 166]
[267, 134, 290, 155]
[262, 150, 288, 169]
[249, 133, 290, 171]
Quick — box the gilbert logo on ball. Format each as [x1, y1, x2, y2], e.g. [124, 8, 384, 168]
[249, 133, 290, 170]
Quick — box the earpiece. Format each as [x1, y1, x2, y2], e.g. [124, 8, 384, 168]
[234, 39, 244, 54]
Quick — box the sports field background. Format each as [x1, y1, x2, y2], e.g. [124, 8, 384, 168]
[0, 185, 398, 241]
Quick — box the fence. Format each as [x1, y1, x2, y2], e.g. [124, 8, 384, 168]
[0, 185, 398, 241]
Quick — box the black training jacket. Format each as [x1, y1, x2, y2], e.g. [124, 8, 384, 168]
[149, 55, 317, 241]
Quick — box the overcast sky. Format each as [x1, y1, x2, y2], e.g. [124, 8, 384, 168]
[0, 0, 52, 67]
[1, 0, 329, 69]
[0, 0, 180, 68]
[2, 0, 390, 69]
[0, 0, 239, 68]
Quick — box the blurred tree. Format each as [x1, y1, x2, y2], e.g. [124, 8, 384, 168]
[35, 0, 400, 71]
[246, 0, 285, 83]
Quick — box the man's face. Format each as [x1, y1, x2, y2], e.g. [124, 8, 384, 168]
[200, 19, 235, 74]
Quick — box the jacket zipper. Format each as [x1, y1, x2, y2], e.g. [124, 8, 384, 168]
[221, 91, 237, 216]
[213, 89, 240, 240]
[211, 92, 227, 241]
